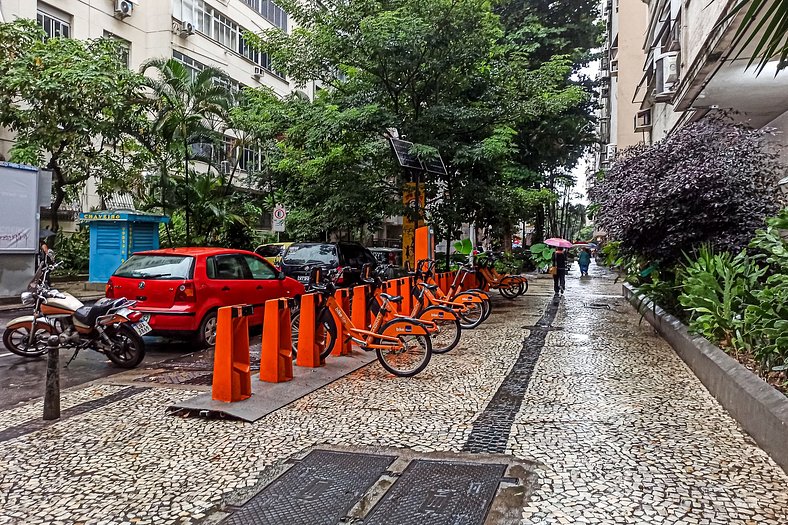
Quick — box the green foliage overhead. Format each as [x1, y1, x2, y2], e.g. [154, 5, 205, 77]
[0, 19, 147, 233]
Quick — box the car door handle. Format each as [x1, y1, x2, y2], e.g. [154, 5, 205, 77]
[221, 286, 231, 291]
[256, 285, 264, 290]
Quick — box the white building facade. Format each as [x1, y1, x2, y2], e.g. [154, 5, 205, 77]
[598, 0, 788, 169]
[0, 0, 308, 231]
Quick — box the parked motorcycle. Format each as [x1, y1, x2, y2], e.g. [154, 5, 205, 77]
[2, 253, 149, 368]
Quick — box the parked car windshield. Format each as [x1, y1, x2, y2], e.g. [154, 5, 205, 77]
[283, 244, 338, 265]
[113, 255, 194, 279]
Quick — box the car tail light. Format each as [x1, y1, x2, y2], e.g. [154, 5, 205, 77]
[127, 311, 143, 322]
[175, 281, 196, 303]
[336, 265, 344, 284]
[105, 279, 115, 298]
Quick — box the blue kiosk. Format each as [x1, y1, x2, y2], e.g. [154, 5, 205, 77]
[79, 210, 170, 283]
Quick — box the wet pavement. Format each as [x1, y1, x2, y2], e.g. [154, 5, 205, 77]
[0, 264, 786, 524]
[0, 303, 215, 410]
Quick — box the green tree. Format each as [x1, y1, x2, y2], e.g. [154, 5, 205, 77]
[246, 0, 587, 249]
[141, 58, 232, 243]
[0, 19, 147, 234]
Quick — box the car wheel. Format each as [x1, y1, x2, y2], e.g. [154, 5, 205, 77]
[196, 310, 218, 348]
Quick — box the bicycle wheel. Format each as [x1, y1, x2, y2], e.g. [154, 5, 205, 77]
[418, 306, 461, 354]
[498, 277, 521, 299]
[373, 320, 432, 377]
[454, 295, 485, 329]
[291, 307, 337, 360]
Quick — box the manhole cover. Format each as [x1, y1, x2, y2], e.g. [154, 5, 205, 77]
[583, 302, 611, 309]
[364, 460, 506, 525]
[224, 450, 395, 525]
[135, 370, 212, 385]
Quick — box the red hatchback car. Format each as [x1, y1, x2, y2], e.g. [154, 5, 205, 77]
[105, 248, 305, 346]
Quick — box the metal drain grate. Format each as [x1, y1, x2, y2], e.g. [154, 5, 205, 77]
[135, 370, 212, 385]
[224, 450, 395, 525]
[364, 460, 507, 525]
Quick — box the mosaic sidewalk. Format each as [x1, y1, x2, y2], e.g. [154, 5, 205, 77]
[0, 265, 785, 524]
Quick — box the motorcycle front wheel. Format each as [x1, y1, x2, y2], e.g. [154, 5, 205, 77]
[105, 325, 146, 368]
[2, 324, 53, 357]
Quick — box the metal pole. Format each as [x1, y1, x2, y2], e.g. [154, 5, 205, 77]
[43, 335, 60, 420]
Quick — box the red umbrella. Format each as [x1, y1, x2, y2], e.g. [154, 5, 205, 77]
[544, 237, 573, 248]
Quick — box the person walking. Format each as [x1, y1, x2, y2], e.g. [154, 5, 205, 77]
[578, 247, 592, 277]
[552, 247, 566, 294]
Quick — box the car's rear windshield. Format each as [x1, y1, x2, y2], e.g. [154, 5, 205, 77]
[339, 243, 375, 266]
[113, 254, 194, 279]
[256, 245, 283, 257]
[283, 244, 338, 265]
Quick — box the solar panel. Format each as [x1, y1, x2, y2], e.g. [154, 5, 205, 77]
[390, 138, 423, 170]
[423, 154, 447, 175]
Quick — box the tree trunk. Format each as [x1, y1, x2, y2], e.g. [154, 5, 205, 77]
[534, 207, 545, 244]
[502, 222, 513, 254]
[183, 138, 190, 245]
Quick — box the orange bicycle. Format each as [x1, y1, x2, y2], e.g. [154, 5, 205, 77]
[292, 268, 433, 377]
[365, 265, 462, 354]
[415, 260, 492, 327]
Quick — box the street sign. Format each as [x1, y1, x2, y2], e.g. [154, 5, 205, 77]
[272, 205, 287, 232]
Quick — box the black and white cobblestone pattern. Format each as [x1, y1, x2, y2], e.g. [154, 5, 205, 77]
[0, 266, 785, 524]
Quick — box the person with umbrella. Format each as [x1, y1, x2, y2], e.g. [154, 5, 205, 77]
[545, 238, 572, 294]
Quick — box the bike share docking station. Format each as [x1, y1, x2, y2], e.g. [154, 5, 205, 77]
[169, 297, 376, 423]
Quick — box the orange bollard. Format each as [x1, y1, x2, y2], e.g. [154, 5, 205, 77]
[296, 293, 325, 368]
[401, 277, 413, 316]
[331, 288, 353, 356]
[351, 285, 370, 331]
[212, 305, 253, 403]
[260, 298, 293, 383]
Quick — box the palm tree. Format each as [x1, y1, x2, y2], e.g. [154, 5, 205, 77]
[141, 58, 232, 243]
[725, 0, 788, 74]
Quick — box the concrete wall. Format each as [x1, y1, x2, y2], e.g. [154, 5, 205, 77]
[0, 254, 35, 299]
[614, 0, 648, 148]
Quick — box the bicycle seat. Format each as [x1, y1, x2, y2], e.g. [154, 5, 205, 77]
[417, 282, 439, 291]
[379, 293, 403, 303]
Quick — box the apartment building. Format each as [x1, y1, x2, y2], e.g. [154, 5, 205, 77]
[597, 0, 649, 170]
[597, 0, 788, 171]
[0, 0, 307, 231]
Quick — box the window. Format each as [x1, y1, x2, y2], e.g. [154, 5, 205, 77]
[103, 31, 130, 68]
[37, 9, 70, 39]
[283, 244, 338, 266]
[113, 255, 194, 279]
[243, 255, 277, 279]
[172, 51, 243, 92]
[210, 255, 248, 280]
[241, 0, 288, 31]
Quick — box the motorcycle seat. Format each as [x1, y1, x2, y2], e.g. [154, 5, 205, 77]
[379, 293, 403, 303]
[73, 301, 117, 326]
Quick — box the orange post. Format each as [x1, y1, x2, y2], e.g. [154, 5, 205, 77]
[331, 288, 353, 356]
[401, 277, 413, 315]
[259, 298, 294, 383]
[296, 293, 325, 368]
[351, 285, 370, 331]
[212, 305, 252, 403]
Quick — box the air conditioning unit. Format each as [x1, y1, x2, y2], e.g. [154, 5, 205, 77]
[180, 21, 196, 36]
[252, 66, 265, 80]
[655, 52, 678, 99]
[115, 0, 133, 18]
[610, 59, 619, 75]
[605, 144, 618, 160]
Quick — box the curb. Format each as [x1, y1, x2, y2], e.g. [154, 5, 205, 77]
[623, 283, 788, 475]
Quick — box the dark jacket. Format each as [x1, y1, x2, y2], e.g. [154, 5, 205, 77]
[552, 251, 567, 274]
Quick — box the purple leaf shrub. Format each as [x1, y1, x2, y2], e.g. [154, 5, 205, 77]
[589, 115, 785, 264]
